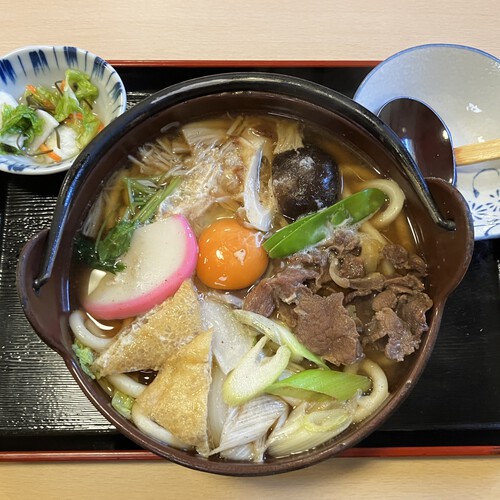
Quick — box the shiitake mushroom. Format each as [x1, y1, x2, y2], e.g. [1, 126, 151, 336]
[272, 144, 341, 219]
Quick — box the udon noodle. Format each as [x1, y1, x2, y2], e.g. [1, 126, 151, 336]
[70, 113, 432, 461]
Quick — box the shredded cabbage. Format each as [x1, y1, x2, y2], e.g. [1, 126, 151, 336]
[65, 69, 99, 102]
[72, 340, 96, 379]
[111, 390, 135, 419]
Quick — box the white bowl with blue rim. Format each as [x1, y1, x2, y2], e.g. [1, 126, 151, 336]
[354, 43, 500, 240]
[0, 45, 127, 175]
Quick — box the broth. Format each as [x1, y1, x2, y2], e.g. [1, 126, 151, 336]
[69, 113, 432, 461]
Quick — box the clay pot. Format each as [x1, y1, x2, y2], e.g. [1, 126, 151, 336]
[17, 73, 474, 475]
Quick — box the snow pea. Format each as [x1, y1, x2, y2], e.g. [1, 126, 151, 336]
[263, 188, 386, 258]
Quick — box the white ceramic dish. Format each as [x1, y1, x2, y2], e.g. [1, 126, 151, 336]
[0, 45, 127, 175]
[354, 43, 500, 240]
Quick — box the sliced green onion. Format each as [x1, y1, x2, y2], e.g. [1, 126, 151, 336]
[266, 369, 371, 402]
[223, 336, 291, 406]
[267, 401, 354, 457]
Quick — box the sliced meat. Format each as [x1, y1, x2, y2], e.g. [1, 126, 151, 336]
[287, 248, 329, 268]
[406, 254, 428, 277]
[349, 272, 386, 292]
[372, 289, 398, 312]
[294, 292, 363, 366]
[243, 266, 319, 316]
[337, 254, 365, 279]
[271, 267, 319, 303]
[364, 307, 420, 361]
[384, 274, 425, 295]
[287, 248, 331, 288]
[397, 292, 433, 337]
[342, 271, 386, 304]
[326, 228, 360, 256]
[383, 243, 427, 277]
[243, 280, 275, 317]
[243, 236, 432, 366]
[382, 244, 409, 268]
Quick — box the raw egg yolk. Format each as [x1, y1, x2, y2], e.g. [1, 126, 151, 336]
[196, 218, 269, 290]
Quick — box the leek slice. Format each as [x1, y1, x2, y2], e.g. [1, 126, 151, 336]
[210, 395, 288, 455]
[266, 369, 371, 402]
[223, 336, 291, 406]
[266, 400, 354, 457]
[263, 188, 386, 258]
[233, 309, 329, 369]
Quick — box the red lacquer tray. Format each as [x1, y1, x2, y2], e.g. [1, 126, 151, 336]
[1, 62, 499, 463]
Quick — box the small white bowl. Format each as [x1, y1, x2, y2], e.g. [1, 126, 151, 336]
[354, 43, 500, 240]
[0, 45, 127, 175]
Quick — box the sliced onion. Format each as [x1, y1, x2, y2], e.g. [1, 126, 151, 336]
[243, 141, 272, 231]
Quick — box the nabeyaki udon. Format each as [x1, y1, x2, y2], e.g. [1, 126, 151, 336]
[70, 113, 431, 461]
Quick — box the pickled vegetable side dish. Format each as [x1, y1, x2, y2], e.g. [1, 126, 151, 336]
[0, 69, 102, 164]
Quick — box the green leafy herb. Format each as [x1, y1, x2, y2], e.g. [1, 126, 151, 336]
[263, 188, 387, 258]
[72, 340, 96, 379]
[75, 176, 181, 273]
[74, 235, 127, 274]
[95, 219, 138, 269]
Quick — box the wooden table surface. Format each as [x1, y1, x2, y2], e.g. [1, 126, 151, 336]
[1, 1, 499, 498]
[1, 0, 500, 63]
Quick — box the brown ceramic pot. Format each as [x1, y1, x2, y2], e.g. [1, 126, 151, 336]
[17, 73, 474, 476]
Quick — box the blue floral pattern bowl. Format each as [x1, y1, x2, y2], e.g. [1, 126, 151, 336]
[354, 44, 500, 240]
[0, 45, 126, 175]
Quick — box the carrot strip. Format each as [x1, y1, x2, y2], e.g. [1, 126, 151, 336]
[39, 144, 62, 163]
[26, 84, 37, 94]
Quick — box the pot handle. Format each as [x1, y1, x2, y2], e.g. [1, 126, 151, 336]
[33, 153, 92, 290]
[17, 229, 68, 355]
[424, 177, 475, 298]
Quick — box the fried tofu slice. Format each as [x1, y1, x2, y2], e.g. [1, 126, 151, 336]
[135, 329, 213, 455]
[93, 279, 203, 377]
